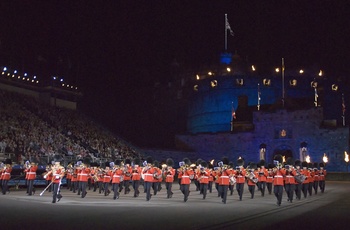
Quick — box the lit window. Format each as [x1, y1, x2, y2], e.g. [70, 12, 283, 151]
[332, 84, 338, 91]
[193, 85, 198, 91]
[236, 79, 244, 86]
[311, 81, 317, 88]
[289, 79, 297, 86]
[211, 80, 218, 88]
[263, 79, 271, 86]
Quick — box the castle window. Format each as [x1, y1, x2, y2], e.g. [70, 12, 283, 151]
[210, 80, 218, 88]
[193, 85, 198, 91]
[236, 78, 244, 86]
[289, 79, 297, 86]
[311, 81, 318, 88]
[332, 84, 338, 91]
[263, 78, 271, 86]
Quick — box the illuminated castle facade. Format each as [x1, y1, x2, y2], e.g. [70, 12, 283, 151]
[173, 52, 349, 172]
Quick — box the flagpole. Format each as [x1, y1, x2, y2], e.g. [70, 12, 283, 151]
[257, 83, 261, 111]
[342, 93, 346, 126]
[282, 58, 285, 108]
[225, 14, 228, 51]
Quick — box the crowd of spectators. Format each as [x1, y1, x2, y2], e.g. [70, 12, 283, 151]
[0, 89, 142, 166]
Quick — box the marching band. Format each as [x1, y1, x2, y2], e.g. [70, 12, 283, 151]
[0, 155, 328, 206]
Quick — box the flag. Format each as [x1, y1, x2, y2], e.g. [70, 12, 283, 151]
[225, 15, 234, 36]
[231, 104, 236, 120]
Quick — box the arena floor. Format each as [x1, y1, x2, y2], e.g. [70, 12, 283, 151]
[0, 181, 349, 230]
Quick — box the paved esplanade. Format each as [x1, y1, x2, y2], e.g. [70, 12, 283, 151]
[0, 181, 349, 230]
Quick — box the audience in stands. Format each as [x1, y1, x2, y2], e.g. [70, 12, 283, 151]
[0, 89, 142, 165]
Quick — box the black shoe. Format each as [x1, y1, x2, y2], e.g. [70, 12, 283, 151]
[184, 196, 188, 202]
[52, 200, 56, 203]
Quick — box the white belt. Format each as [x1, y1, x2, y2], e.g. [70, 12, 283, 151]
[166, 175, 173, 177]
[286, 175, 293, 177]
[143, 173, 152, 176]
[4, 172, 11, 175]
[182, 176, 190, 178]
[28, 172, 36, 174]
[113, 175, 121, 178]
[220, 176, 229, 178]
[80, 173, 88, 176]
[237, 175, 244, 177]
[274, 175, 283, 178]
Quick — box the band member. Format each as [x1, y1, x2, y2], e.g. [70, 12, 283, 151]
[142, 157, 155, 201]
[23, 161, 30, 194]
[257, 160, 268, 196]
[266, 164, 274, 195]
[120, 159, 132, 195]
[65, 163, 73, 190]
[152, 160, 162, 195]
[80, 161, 91, 198]
[179, 158, 194, 202]
[211, 163, 220, 197]
[273, 155, 286, 206]
[103, 163, 112, 196]
[1, 159, 12, 195]
[318, 163, 327, 193]
[131, 158, 142, 197]
[307, 163, 315, 196]
[301, 161, 310, 198]
[76, 161, 83, 196]
[164, 158, 175, 199]
[194, 158, 203, 192]
[246, 163, 258, 199]
[313, 162, 319, 194]
[218, 158, 231, 204]
[197, 161, 209, 200]
[45, 161, 65, 203]
[235, 158, 246, 201]
[25, 161, 38, 196]
[294, 160, 303, 200]
[228, 162, 235, 196]
[284, 160, 296, 203]
[208, 162, 214, 193]
[111, 160, 123, 200]
[71, 163, 78, 193]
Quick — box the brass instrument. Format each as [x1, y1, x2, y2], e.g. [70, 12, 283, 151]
[294, 168, 306, 183]
[246, 169, 258, 183]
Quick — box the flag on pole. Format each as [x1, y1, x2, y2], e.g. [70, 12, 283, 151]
[225, 15, 234, 36]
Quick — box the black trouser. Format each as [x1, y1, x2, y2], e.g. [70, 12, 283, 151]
[144, 181, 152, 201]
[295, 183, 302, 200]
[112, 183, 120, 199]
[181, 184, 190, 202]
[215, 183, 220, 196]
[123, 180, 131, 194]
[285, 183, 295, 202]
[66, 179, 71, 190]
[200, 183, 208, 199]
[2, 180, 9, 194]
[152, 182, 159, 195]
[236, 183, 244, 200]
[274, 185, 283, 205]
[319, 180, 325, 193]
[313, 181, 319, 194]
[104, 182, 110, 196]
[98, 181, 103, 193]
[194, 180, 200, 191]
[166, 182, 173, 198]
[81, 181, 87, 198]
[77, 181, 82, 195]
[259, 181, 266, 196]
[266, 182, 273, 194]
[228, 184, 234, 195]
[52, 183, 62, 203]
[248, 185, 255, 198]
[302, 183, 309, 198]
[308, 182, 314, 196]
[132, 180, 140, 197]
[27, 179, 34, 195]
[219, 185, 228, 203]
[208, 181, 213, 193]
[72, 181, 78, 193]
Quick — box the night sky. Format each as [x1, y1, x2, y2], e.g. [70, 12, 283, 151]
[1, 1, 350, 147]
